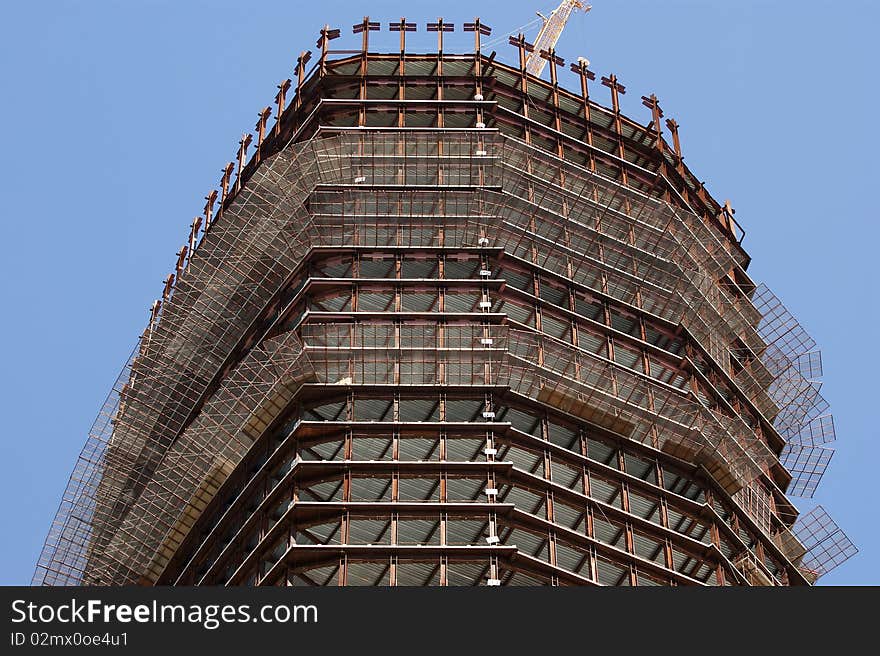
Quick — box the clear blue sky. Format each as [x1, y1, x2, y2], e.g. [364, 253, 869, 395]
[0, 0, 875, 585]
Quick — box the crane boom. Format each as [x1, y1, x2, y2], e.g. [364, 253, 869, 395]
[526, 1, 591, 77]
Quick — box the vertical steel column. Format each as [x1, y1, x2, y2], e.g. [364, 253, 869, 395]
[203, 189, 217, 234]
[570, 58, 597, 172]
[509, 33, 535, 143]
[316, 25, 340, 76]
[273, 79, 291, 138]
[464, 19, 491, 130]
[600, 73, 627, 185]
[641, 93, 670, 204]
[188, 216, 202, 256]
[219, 162, 233, 215]
[295, 51, 311, 110]
[254, 106, 271, 164]
[389, 19, 415, 128]
[233, 133, 252, 194]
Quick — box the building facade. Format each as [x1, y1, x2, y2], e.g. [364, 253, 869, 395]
[35, 19, 855, 586]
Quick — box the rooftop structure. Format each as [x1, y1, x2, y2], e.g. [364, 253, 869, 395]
[34, 13, 855, 586]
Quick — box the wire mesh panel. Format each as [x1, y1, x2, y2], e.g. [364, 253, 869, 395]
[792, 506, 858, 581]
[780, 444, 835, 498]
[496, 137, 834, 460]
[88, 332, 314, 584]
[500, 330, 773, 494]
[33, 345, 140, 586]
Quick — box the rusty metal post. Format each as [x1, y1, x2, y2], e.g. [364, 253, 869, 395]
[663, 118, 686, 203]
[188, 216, 202, 254]
[541, 48, 564, 89]
[294, 51, 311, 110]
[219, 162, 234, 211]
[509, 34, 535, 139]
[666, 118, 682, 156]
[721, 199, 737, 236]
[428, 18, 453, 55]
[464, 19, 491, 130]
[353, 17, 380, 74]
[316, 25, 339, 75]
[571, 58, 596, 170]
[509, 33, 534, 79]
[641, 93, 664, 152]
[273, 79, 291, 138]
[175, 245, 188, 281]
[601, 73, 625, 114]
[389, 18, 416, 55]
[601, 73, 627, 182]
[161, 273, 175, 302]
[203, 189, 217, 232]
[464, 18, 491, 75]
[353, 16, 380, 128]
[254, 106, 271, 163]
[641, 94, 670, 201]
[390, 18, 415, 122]
[147, 299, 161, 334]
[234, 133, 252, 194]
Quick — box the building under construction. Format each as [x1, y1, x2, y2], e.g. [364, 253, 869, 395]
[35, 8, 856, 586]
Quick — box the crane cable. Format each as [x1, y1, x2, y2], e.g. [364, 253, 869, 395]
[481, 5, 558, 50]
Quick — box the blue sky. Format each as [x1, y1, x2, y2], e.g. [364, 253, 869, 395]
[0, 0, 876, 585]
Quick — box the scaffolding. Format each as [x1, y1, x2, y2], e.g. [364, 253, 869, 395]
[791, 506, 858, 582]
[310, 131, 838, 497]
[34, 25, 853, 585]
[33, 346, 140, 586]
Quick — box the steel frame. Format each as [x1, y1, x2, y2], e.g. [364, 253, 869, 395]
[35, 17, 854, 587]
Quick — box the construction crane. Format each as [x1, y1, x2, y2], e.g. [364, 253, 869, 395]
[526, 1, 591, 77]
